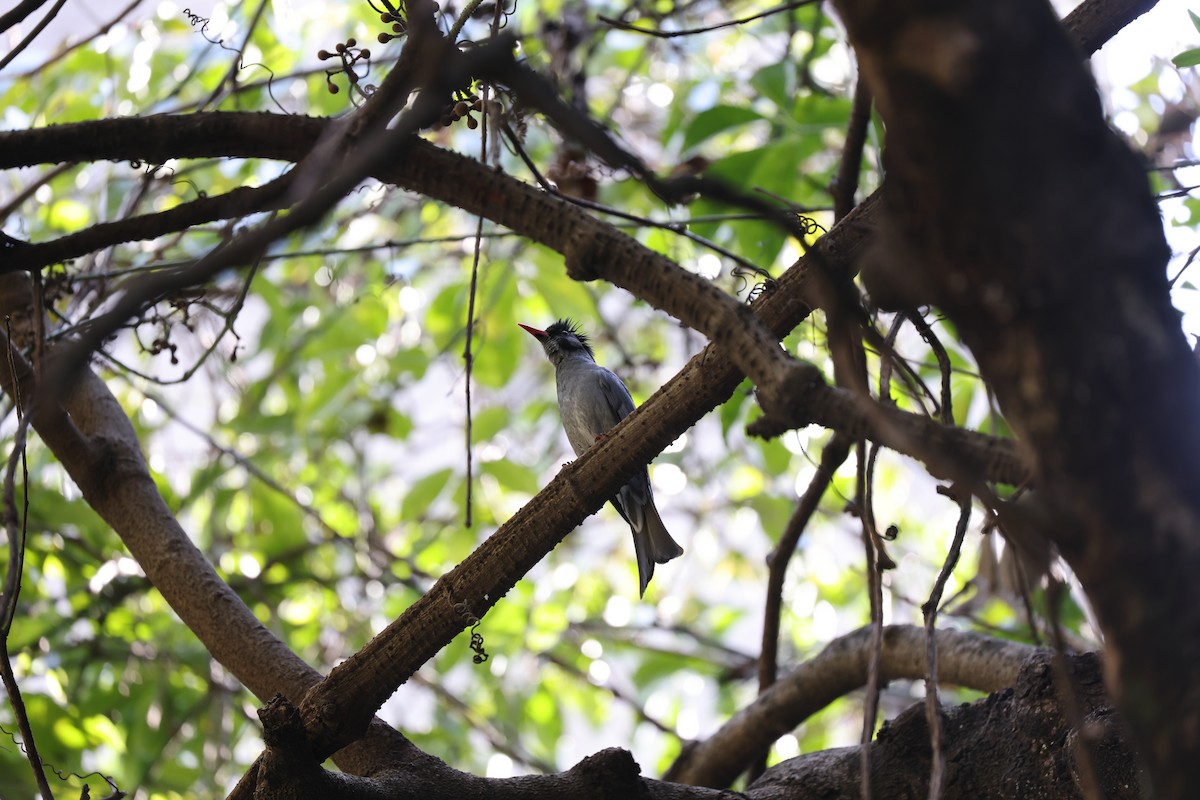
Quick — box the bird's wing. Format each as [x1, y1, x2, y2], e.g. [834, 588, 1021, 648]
[593, 367, 653, 522]
[595, 366, 636, 425]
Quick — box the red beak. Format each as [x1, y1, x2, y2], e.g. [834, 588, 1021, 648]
[518, 323, 547, 339]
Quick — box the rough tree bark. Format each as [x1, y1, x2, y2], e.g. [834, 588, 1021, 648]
[833, 0, 1200, 795]
[750, 652, 1142, 800]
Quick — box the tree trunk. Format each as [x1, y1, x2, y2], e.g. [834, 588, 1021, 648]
[833, 0, 1200, 794]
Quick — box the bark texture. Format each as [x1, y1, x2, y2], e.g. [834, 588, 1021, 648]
[833, 0, 1200, 794]
[750, 653, 1143, 800]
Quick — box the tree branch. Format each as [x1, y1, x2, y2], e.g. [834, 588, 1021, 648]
[670, 624, 1038, 787]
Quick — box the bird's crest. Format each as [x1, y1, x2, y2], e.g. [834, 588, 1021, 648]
[546, 318, 594, 358]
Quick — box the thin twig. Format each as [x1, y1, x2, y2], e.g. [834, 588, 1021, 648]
[411, 672, 556, 773]
[0, 314, 53, 799]
[0, 0, 67, 74]
[539, 650, 679, 737]
[498, 123, 774, 283]
[858, 440, 883, 800]
[748, 432, 851, 782]
[907, 312, 954, 426]
[833, 73, 873, 222]
[599, 0, 820, 39]
[921, 489, 972, 800]
[4, 0, 140, 80]
[0, 163, 72, 225]
[448, 0, 485, 40]
[3, 172, 297, 275]
[461, 6, 504, 529]
[199, 0, 272, 109]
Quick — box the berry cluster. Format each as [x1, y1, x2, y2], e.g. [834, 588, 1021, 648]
[435, 93, 483, 130]
[318, 39, 372, 95]
[376, 9, 409, 44]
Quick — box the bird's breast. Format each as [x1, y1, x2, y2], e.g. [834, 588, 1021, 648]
[555, 364, 621, 457]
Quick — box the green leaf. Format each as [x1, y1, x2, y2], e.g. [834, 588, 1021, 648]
[759, 436, 791, 474]
[1172, 47, 1200, 68]
[750, 61, 794, 111]
[719, 380, 752, 439]
[482, 459, 540, 495]
[1191, 9, 1200, 34]
[401, 468, 453, 520]
[682, 105, 765, 151]
[472, 405, 512, 442]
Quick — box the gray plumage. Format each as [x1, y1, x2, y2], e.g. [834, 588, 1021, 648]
[520, 319, 683, 596]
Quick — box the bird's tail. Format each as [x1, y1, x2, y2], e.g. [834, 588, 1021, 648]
[632, 500, 684, 598]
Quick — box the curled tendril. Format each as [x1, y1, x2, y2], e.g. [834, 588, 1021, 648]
[452, 600, 490, 664]
[127, 160, 206, 199]
[795, 214, 825, 238]
[746, 277, 779, 304]
[182, 8, 286, 113]
[470, 625, 489, 664]
[0, 721, 123, 795]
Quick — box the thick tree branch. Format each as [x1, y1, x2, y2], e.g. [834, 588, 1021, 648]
[0, 0, 52, 35]
[670, 624, 1038, 787]
[1061, 0, 1159, 56]
[244, 647, 1136, 800]
[749, 651, 1140, 800]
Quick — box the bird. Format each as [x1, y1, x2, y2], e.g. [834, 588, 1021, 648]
[519, 318, 683, 596]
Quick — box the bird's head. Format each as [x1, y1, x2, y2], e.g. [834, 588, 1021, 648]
[519, 319, 595, 366]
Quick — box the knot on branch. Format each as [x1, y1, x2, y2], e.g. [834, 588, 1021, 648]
[747, 362, 828, 439]
[564, 229, 607, 283]
[259, 694, 311, 752]
[254, 694, 326, 798]
[566, 748, 645, 798]
[746, 414, 795, 440]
